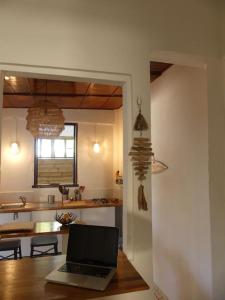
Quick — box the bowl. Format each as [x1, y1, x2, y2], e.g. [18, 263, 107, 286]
[55, 212, 77, 226]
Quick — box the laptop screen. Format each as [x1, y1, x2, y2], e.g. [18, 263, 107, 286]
[66, 224, 119, 267]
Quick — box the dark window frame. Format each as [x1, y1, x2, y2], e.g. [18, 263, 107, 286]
[33, 123, 78, 188]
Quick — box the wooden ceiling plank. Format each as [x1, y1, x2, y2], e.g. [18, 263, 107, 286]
[99, 86, 120, 109]
[26, 78, 34, 95]
[4, 80, 16, 94]
[3, 92, 123, 97]
[103, 97, 122, 110]
[3, 77, 124, 110]
[87, 83, 118, 95]
[81, 96, 108, 109]
[150, 61, 173, 82]
[80, 83, 94, 108]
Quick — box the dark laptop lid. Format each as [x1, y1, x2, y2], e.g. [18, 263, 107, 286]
[66, 224, 119, 268]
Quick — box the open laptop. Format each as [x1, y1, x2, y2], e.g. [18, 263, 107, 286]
[46, 224, 119, 291]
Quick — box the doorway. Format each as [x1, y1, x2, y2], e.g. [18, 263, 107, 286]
[150, 60, 211, 300]
[0, 64, 133, 257]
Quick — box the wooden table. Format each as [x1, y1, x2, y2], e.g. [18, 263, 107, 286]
[0, 251, 149, 300]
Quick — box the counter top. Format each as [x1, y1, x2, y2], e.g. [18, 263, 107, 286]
[0, 199, 122, 213]
[0, 221, 67, 238]
[0, 251, 149, 300]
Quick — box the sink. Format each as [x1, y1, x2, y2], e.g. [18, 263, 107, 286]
[0, 203, 25, 209]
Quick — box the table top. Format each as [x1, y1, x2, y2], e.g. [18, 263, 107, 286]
[0, 251, 149, 300]
[0, 199, 122, 213]
[0, 221, 70, 239]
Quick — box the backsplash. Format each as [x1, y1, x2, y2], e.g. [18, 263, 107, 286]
[0, 188, 120, 203]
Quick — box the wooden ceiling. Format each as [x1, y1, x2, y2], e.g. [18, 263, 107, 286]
[3, 77, 123, 110]
[3, 62, 171, 109]
[150, 61, 172, 82]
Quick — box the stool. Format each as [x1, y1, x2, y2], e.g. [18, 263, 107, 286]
[30, 235, 58, 257]
[0, 239, 22, 260]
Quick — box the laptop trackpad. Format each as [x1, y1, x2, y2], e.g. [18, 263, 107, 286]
[47, 271, 86, 286]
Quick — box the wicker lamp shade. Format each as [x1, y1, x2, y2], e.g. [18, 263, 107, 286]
[26, 100, 65, 138]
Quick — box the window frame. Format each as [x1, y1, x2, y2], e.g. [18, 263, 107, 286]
[33, 122, 78, 188]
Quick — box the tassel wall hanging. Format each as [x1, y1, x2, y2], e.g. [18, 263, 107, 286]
[129, 98, 154, 211]
[129, 98, 168, 210]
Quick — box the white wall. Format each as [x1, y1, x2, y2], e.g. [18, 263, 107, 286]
[0, 1, 223, 299]
[113, 108, 123, 200]
[0, 108, 115, 201]
[151, 65, 211, 300]
[212, 3, 225, 295]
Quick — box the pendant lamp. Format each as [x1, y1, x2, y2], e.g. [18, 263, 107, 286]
[26, 81, 65, 138]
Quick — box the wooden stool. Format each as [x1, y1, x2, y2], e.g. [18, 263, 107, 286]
[0, 239, 22, 260]
[30, 235, 58, 257]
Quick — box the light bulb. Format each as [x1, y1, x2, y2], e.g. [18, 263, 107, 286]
[4, 76, 10, 80]
[93, 142, 100, 153]
[10, 142, 20, 155]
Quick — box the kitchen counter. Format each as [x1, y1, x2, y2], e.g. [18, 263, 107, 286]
[0, 221, 69, 238]
[0, 199, 122, 213]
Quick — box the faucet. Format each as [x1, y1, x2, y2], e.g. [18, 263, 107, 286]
[19, 196, 27, 207]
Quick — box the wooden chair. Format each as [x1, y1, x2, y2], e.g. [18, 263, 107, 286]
[0, 239, 22, 260]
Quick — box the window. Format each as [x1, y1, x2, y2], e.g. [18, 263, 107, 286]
[33, 123, 78, 187]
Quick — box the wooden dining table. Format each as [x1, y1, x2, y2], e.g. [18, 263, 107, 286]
[0, 251, 149, 300]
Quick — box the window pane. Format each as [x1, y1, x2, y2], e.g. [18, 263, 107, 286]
[54, 139, 65, 157]
[35, 123, 77, 187]
[37, 139, 41, 157]
[60, 125, 74, 137]
[40, 139, 51, 158]
[66, 140, 74, 158]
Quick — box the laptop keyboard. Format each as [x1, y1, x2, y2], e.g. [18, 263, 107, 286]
[58, 263, 111, 278]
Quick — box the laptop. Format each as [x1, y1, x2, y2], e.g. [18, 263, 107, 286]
[45, 224, 119, 291]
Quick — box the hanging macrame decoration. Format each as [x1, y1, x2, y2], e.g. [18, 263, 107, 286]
[129, 98, 154, 211]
